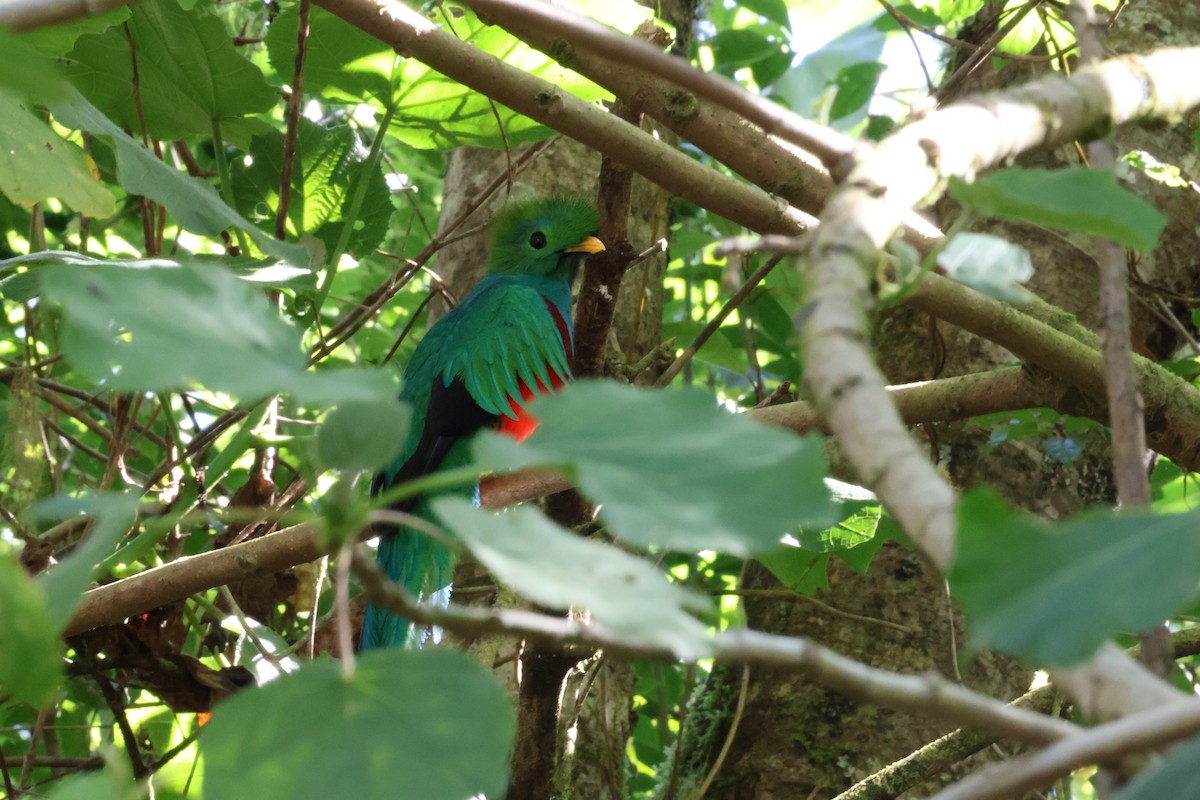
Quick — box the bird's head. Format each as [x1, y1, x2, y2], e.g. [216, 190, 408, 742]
[488, 196, 605, 279]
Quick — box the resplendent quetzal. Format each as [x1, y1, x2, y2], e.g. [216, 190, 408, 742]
[360, 196, 604, 650]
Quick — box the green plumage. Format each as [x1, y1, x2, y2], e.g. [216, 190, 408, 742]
[361, 196, 602, 650]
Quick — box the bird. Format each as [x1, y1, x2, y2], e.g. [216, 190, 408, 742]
[360, 195, 604, 650]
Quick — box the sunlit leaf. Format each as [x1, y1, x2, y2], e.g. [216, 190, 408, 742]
[49, 89, 310, 266]
[40, 261, 396, 404]
[0, 89, 115, 216]
[434, 498, 712, 657]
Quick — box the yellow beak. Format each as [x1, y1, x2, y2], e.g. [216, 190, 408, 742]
[564, 235, 606, 254]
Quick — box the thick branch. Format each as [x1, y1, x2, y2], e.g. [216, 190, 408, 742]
[798, 46, 1200, 720]
[0, 0, 136, 30]
[311, 0, 814, 236]
[353, 552, 1077, 747]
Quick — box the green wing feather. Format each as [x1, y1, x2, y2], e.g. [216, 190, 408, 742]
[439, 277, 572, 417]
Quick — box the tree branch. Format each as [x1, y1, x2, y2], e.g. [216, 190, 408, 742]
[0, 0, 136, 31]
[62, 366, 1062, 637]
[797, 44, 1200, 721]
[351, 551, 1078, 747]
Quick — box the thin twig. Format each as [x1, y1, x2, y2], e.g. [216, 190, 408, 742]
[656, 254, 787, 387]
[275, 0, 311, 240]
[692, 665, 750, 799]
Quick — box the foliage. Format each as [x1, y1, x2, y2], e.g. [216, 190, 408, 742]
[1, 0, 1198, 799]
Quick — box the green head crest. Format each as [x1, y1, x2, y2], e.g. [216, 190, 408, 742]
[488, 196, 603, 277]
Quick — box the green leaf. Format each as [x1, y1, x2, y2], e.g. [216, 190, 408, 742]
[473, 382, 836, 555]
[49, 89, 310, 266]
[0, 89, 115, 216]
[18, 6, 131, 58]
[317, 400, 410, 473]
[1112, 735, 1200, 800]
[950, 489, 1200, 666]
[829, 61, 885, 121]
[64, 0, 275, 140]
[233, 122, 394, 259]
[757, 548, 831, 594]
[0, 557, 63, 707]
[433, 498, 713, 657]
[1150, 459, 1200, 515]
[949, 167, 1167, 252]
[34, 492, 140, 629]
[40, 261, 396, 405]
[200, 650, 513, 800]
[936, 232, 1034, 303]
[938, 0, 986, 23]
[0, 29, 70, 103]
[266, 5, 400, 106]
[739, 0, 791, 29]
[710, 29, 778, 70]
[1, 251, 317, 299]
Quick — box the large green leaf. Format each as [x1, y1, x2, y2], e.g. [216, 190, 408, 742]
[949, 167, 1167, 252]
[39, 261, 396, 405]
[64, 0, 275, 140]
[266, 5, 401, 106]
[434, 498, 712, 657]
[200, 650, 513, 800]
[317, 400, 410, 473]
[0, 89, 115, 217]
[48, 89, 310, 266]
[0, 557, 63, 707]
[950, 490, 1200, 666]
[473, 381, 836, 555]
[233, 122, 394, 259]
[34, 492, 140, 629]
[0, 251, 315, 303]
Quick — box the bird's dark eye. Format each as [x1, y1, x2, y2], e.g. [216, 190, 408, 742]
[529, 231, 547, 249]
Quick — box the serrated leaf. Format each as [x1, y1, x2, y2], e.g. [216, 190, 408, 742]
[473, 382, 836, 555]
[233, 122, 394, 259]
[200, 650, 513, 800]
[0, 557, 63, 706]
[34, 492, 140, 629]
[937, 232, 1034, 303]
[318, 400, 410, 473]
[0, 89, 115, 216]
[949, 167, 1166, 252]
[950, 489, 1200, 666]
[434, 498, 712, 658]
[40, 261, 396, 405]
[64, 0, 275, 140]
[49, 89, 310, 266]
[1112, 735, 1200, 800]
